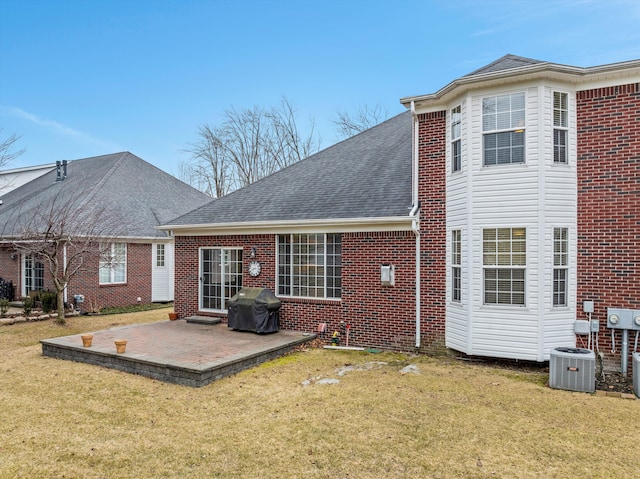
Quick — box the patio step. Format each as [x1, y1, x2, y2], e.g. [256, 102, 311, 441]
[185, 316, 222, 325]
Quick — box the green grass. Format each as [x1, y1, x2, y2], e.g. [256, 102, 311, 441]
[1, 309, 639, 478]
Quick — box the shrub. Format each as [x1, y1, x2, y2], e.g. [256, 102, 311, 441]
[0, 298, 8, 317]
[22, 296, 33, 316]
[40, 291, 57, 314]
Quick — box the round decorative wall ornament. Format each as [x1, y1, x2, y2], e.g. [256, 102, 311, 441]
[248, 261, 262, 277]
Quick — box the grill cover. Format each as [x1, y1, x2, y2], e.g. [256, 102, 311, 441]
[227, 287, 281, 334]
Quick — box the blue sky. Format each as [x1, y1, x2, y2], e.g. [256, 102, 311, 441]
[1, 0, 639, 176]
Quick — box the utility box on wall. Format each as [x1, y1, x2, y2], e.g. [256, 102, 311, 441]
[549, 347, 595, 393]
[380, 265, 395, 286]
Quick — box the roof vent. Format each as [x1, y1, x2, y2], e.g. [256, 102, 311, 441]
[55, 160, 68, 181]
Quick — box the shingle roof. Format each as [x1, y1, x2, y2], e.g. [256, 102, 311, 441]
[463, 54, 546, 77]
[0, 152, 211, 238]
[166, 111, 413, 227]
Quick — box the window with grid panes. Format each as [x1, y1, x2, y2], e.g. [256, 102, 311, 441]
[99, 243, 127, 284]
[451, 105, 462, 172]
[482, 93, 525, 166]
[553, 92, 568, 164]
[483, 228, 526, 305]
[553, 227, 568, 307]
[452, 230, 461, 302]
[277, 233, 341, 299]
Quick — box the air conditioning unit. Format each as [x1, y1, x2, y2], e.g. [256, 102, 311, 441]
[633, 353, 640, 398]
[549, 347, 595, 393]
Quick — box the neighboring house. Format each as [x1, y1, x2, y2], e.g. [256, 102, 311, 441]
[162, 54, 639, 369]
[0, 152, 210, 308]
[0, 163, 57, 195]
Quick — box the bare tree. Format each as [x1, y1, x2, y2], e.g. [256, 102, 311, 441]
[0, 129, 25, 168]
[5, 183, 123, 323]
[182, 97, 320, 197]
[180, 125, 232, 198]
[332, 104, 391, 140]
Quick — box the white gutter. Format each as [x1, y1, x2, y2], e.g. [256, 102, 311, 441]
[410, 100, 421, 349]
[159, 215, 415, 236]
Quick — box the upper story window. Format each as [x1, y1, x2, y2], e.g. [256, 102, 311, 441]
[553, 92, 568, 164]
[482, 92, 525, 166]
[100, 243, 127, 284]
[450, 105, 462, 172]
[277, 233, 341, 299]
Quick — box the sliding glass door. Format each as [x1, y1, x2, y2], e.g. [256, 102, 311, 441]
[199, 248, 242, 312]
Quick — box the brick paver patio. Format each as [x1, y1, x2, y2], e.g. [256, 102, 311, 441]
[41, 320, 316, 387]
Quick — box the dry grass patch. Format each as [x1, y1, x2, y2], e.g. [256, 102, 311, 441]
[1, 309, 639, 478]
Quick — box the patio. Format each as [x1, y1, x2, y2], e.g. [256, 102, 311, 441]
[40, 318, 316, 387]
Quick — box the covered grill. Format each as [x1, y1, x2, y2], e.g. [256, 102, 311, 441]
[227, 287, 281, 334]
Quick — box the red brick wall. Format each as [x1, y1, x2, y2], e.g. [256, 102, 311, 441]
[417, 111, 448, 352]
[69, 243, 153, 309]
[1, 242, 151, 308]
[174, 231, 418, 350]
[577, 82, 640, 367]
[0, 248, 21, 299]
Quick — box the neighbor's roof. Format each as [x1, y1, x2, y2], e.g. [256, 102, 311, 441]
[0, 152, 210, 239]
[163, 112, 413, 233]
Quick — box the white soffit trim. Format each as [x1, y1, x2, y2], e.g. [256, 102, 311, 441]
[401, 59, 640, 112]
[159, 216, 414, 236]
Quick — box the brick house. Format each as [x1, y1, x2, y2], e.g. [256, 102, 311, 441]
[0, 152, 210, 309]
[162, 55, 639, 367]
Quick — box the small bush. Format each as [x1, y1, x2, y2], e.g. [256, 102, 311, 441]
[22, 296, 33, 316]
[0, 298, 8, 317]
[40, 291, 57, 314]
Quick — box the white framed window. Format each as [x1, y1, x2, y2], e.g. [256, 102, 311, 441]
[451, 230, 461, 302]
[553, 92, 568, 164]
[450, 105, 462, 173]
[99, 243, 127, 284]
[482, 92, 525, 166]
[483, 228, 526, 305]
[156, 244, 165, 267]
[277, 233, 341, 299]
[553, 227, 568, 307]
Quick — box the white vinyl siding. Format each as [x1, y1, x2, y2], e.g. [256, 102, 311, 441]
[152, 242, 175, 302]
[445, 84, 577, 362]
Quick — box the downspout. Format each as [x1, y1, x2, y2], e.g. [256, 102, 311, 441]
[410, 101, 421, 349]
[63, 242, 67, 305]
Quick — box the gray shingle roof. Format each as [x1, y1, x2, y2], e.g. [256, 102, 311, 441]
[0, 152, 211, 238]
[463, 54, 546, 77]
[166, 111, 413, 227]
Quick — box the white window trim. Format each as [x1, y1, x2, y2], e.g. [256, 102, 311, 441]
[99, 243, 127, 285]
[450, 105, 462, 173]
[198, 247, 243, 312]
[552, 227, 569, 307]
[482, 92, 526, 167]
[451, 229, 461, 303]
[276, 233, 341, 300]
[553, 91, 569, 165]
[482, 228, 526, 306]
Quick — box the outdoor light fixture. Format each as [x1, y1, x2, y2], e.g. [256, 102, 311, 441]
[250, 247, 256, 257]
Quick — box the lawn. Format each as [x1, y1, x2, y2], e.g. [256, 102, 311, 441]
[1, 308, 638, 478]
